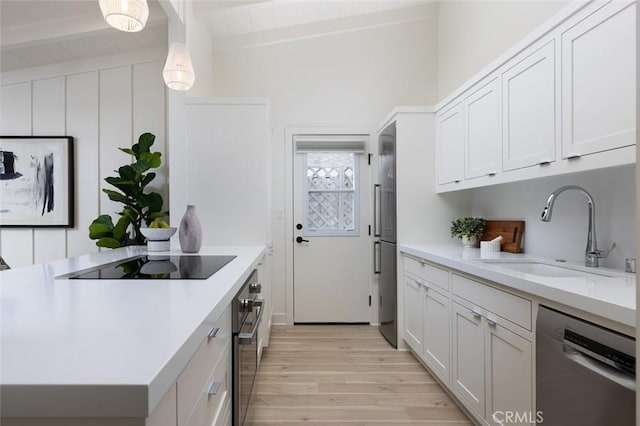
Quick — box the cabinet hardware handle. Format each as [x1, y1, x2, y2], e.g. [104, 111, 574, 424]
[537, 161, 551, 166]
[454, 180, 461, 183]
[208, 381, 222, 396]
[485, 318, 497, 327]
[472, 310, 482, 319]
[567, 155, 581, 160]
[487, 171, 497, 177]
[207, 327, 220, 339]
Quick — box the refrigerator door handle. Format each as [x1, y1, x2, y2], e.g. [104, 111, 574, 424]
[373, 241, 381, 274]
[373, 184, 381, 237]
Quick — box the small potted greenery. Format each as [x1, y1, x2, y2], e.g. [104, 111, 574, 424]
[450, 217, 487, 247]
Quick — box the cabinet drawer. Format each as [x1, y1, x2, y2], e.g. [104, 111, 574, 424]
[452, 274, 531, 330]
[404, 256, 449, 291]
[178, 306, 232, 426]
[186, 342, 231, 426]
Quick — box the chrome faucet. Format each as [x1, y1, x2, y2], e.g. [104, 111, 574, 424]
[540, 185, 615, 267]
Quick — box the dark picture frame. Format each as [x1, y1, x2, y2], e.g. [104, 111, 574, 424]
[0, 136, 74, 228]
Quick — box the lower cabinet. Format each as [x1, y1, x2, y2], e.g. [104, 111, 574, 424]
[402, 254, 533, 426]
[402, 270, 450, 384]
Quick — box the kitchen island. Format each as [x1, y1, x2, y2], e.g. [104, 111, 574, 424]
[0, 245, 266, 424]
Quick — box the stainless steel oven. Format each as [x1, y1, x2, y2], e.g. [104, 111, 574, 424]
[232, 270, 263, 426]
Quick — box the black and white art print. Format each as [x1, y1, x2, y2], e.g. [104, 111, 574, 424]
[0, 136, 74, 227]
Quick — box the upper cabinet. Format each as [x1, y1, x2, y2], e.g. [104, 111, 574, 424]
[502, 40, 557, 171]
[436, 0, 636, 193]
[561, 0, 636, 158]
[465, 78, 501, 179]
[436, 102, 465, 185]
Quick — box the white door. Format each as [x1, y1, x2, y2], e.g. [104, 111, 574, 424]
[293, 137, 371, 323]
[464, 77, 501, 179]
[436, 102, 465, 185]
[403, 276, 424, 352]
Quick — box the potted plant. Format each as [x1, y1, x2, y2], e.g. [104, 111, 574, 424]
[88, 132, 169, 248]
[450, 217, 487, 247]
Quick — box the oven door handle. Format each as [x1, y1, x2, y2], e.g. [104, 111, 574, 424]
[238, 299, 265, 344]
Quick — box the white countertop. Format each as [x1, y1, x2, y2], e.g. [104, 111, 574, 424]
[399, 244, 636, 329]
[0, 245, 265, 418]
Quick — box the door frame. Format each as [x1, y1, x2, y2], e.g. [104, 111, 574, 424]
[284, 127, 376, 325]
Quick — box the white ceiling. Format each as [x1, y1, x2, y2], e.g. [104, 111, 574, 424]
[0, 0, 433, 72]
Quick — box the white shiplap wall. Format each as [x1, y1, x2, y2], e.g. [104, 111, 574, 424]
[0, 55, 166, 268]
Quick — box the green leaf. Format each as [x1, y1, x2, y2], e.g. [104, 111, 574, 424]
[137, 132, 155, 153]
[140, 152, 161, 169]
[141, 172, 156, 188]
[89, 215, 114, 239]
[118, 165, 137, 181]
[138, 192, 163, 213]
[149, 211, 169, 220]
[112, 215, 131, 241]
[132, 157, 150, 176]
[119, 147, 135, 156]
[103, 189, 128, 203]
[122, 207, 139, 221]
[96, 237, 122, 249]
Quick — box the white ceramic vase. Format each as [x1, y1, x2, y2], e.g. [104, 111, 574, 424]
[179, 205, 203, 253]
[461, 235, 478, 248]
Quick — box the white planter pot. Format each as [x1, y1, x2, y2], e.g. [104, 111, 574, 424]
[461, 235, 478, 247]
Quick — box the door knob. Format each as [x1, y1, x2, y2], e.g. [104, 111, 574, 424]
[296, 223, 303, 230]
[296, 236, 309, 243]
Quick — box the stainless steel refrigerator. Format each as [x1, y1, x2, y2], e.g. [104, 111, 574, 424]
[375, 124, 397, 348]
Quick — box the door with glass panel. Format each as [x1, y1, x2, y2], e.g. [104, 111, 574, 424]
[293, 135, 371, 323]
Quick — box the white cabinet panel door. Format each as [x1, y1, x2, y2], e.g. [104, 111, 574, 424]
[436, 103, 465, 185]
[403, 277, 424, 352]
[451, 302, 485, 418]
[464, 78, 501, 179]
[485, 323, 532, 426]
[561, 0, 636, 158]
[502, 40, 557, 171]
[423, 285, 450, 384]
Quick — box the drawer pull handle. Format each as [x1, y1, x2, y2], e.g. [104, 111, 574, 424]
[208, 381, 222, 396]
[472, 310, 482, 319]
[454, 179, 461, 184]
[485, 318, 497, 327]
[537, 160, 551, 166]
[207, 327, 220, 339]
[487, 171, 497, 177]
[567, 155, 581, 160]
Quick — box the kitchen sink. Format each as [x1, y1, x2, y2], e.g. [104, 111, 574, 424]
[476, 259, 617, 278]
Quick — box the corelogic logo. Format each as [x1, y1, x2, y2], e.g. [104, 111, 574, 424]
[492, 411, 544, 425]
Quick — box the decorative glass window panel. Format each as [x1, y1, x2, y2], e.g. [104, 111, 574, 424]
[304, 152, 359, 236]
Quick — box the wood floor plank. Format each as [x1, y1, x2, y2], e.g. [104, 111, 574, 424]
[248, 325, 472, 425]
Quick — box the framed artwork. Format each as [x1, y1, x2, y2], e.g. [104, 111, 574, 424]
[0, 136, 74, 228]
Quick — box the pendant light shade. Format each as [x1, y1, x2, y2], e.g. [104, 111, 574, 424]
[163, 43, 196, 91]
[99, 0, 149, 33]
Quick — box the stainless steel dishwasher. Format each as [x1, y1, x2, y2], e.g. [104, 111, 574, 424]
[536, 306, 635, 425]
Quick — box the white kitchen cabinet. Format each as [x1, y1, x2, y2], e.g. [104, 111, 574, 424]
[561, 0, 636, 159]
[464, 78, 501, 179]
[403, 276, 424, 353]
[485, 321, 532, 426]
[422, 284, 450, 383]
[436, 102, 465, 185]
[502, 39, 557, 171]
[451, 302, 485, 419]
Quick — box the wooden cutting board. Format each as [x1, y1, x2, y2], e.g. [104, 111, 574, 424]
[482, 220, 525, 253]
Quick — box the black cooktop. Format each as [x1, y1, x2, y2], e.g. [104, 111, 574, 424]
[61, 255, 237, 280]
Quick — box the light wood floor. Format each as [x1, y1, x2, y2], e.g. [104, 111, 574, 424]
[246, 325, 473, 425]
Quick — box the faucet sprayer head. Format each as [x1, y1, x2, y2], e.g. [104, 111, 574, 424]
[540, 205, 552, 222]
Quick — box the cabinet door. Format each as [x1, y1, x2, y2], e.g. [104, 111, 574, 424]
[485, 321, 532, 426]
[423, 285, 450, 384]
[561, 0, 636, 158]
[451, 302, 485, 418]
[502, 40, 557, 171]
[403, 277, 424, 353]
[464, 78, 501, 179]
[437, 102, 465, 185]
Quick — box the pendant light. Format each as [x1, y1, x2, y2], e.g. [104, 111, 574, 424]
[163, 43, 196, 91]
[99, 0, 149, 33]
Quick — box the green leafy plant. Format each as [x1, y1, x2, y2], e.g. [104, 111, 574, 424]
[450, 217, 487, 239]
[88, 132, 168, 248]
